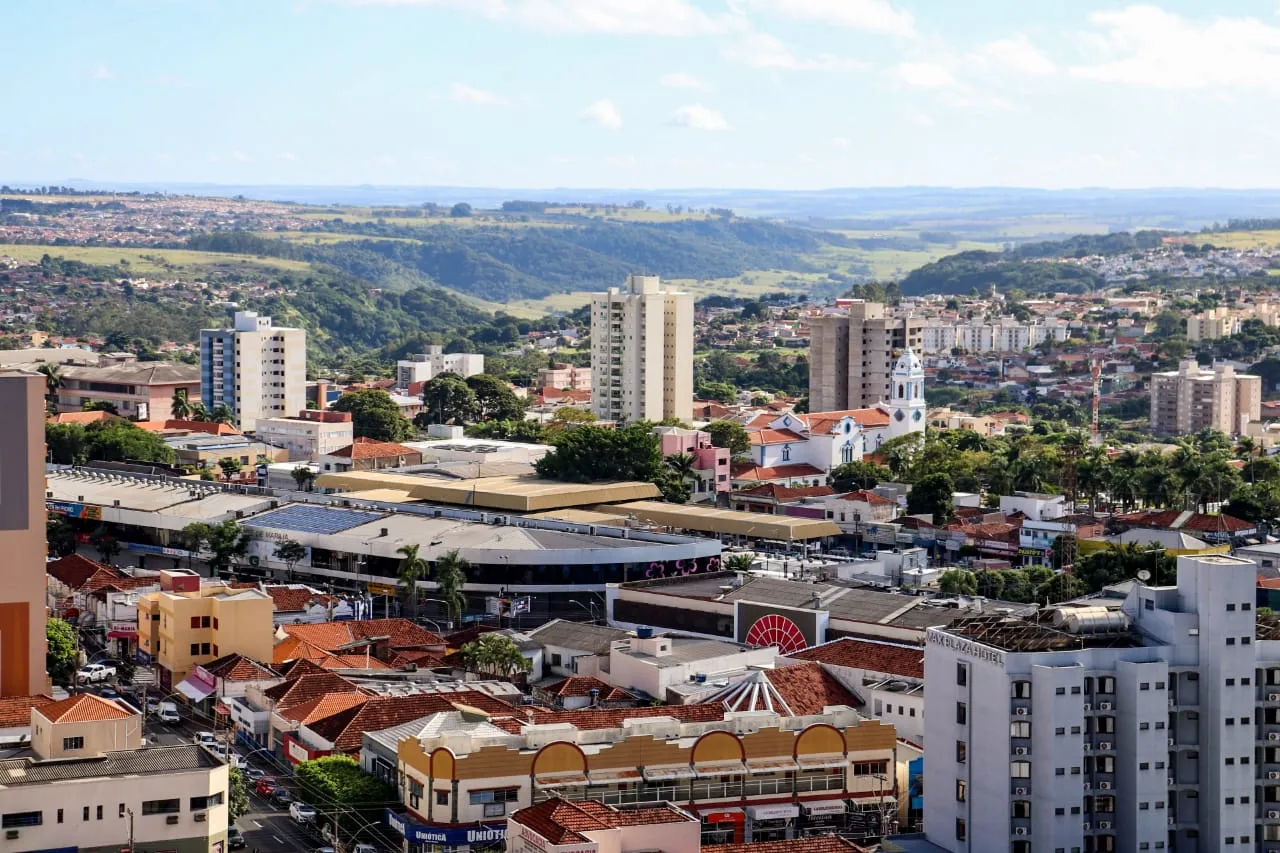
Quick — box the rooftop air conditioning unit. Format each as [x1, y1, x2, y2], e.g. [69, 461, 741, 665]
[1014, 747, 1028, 756]
[1099, 821, 1112, 830]
[1083, 703, 1092, 711]
[1099, 702, 1112, 711]
[1099, 782, 1112, 790]
[1015, 707, 1029, 716]
[1014, 787, 1028, 796]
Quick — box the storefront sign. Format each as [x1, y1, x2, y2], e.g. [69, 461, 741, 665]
[385, 811, 507, 847]
[750, 805, 799, 820]
[134, 649, 152, 666]
[47, 500, 102, 521]
[802, 802, 847, 816]
[701, 811, 744, 824]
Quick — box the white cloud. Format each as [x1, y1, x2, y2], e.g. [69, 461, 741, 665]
[93, 64, 115, 80]
[830, 137, 851, 148]
[1070, 5, 1280, 91]
[720, 32, 865, 71]
[742, 0, 915, 37]
[343, 0, 734, 36]
[660, 71, 712, 91]
[908, 111, 936, 128]
[890, 61, 962, 89]
[278, 152, 297, 162]
[448, 82, 510, 106]
[606, 153, 638, 168]
[580, 98, 623, 129]
[971, 35, 1056, 76]
[667, 103, 731, 131]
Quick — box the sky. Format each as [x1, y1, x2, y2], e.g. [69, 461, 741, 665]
[4, 0, 1280, 190]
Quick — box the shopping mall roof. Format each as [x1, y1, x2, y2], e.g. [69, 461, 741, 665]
[602, 501, 841, 542]
[315, 471, 660, 512]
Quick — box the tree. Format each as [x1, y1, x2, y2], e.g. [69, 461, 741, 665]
[542, 406, 596, 437]
[83, 421, 176, 464]
[217, 457, 241, 482]
[295, 755, 397, 837]
[467, 419, 546, 443]
[420, 373, 480, 425]
[207, 402, 235, 425]
[460, 633, 533, 679]
[37, 362, 62, 409]
[82, 400, 119, 415]
[332, 389, 414, 442]
[535, 424, 663, 483]
[90, 526, 121, 564]
[171, 389, 193, 420]
[228, 767, 250, 823]
[1074, 543, 1177, 593]
[724, 553, 756, 571]
[274, 539, 307, 579]
[291, 465, 317, 492]
[828, 461, 890, 493]
[47, 617, 77, 685]
[450, 202, 473, 218]
[397, 543, 428, 621]
[705, 420, 752, 457]
[938, 569, 977, 596]
[465, 374, 525, 422]
[204, 520, 250, 578]
[179, 522, 210, 571]
[45, 422, 90, 465]
[433, 549, 469, 628]
[1036, 572, 1086, 604]
[46, 515, 77, 557]
[906, 472, 955, 524]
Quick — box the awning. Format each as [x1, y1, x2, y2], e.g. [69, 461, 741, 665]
[533, 773, 587, 789]
[797, 755, 848, 770]
[588, 768, 641, 784]
[801, 801, 847, 816]
[748, 804, 799, 821]
[697, 807, 744, 823]
[107, 630, 138, 640]
[175, 674, 216, 702]
[643, 765, 695, 782]
[694, 761, 747, 778]
[746, 757, 799, 773]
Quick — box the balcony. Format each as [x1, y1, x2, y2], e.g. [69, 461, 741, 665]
[1259, 723, 1280, 746]
[547, 774, 845, 807]
[1260, 689, 1280, 707]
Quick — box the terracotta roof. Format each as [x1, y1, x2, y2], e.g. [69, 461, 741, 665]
[489, 702, 726, 735]
[512, 798, 694, 845]
[764, 662, 862, 715]
[731, 463, 825, 482]
[1115, 509, 1254, 534]
[1260, 577, 1280, 590]
[387, 650, 447, 668]
[735, 484, 835, 502]
[748, 428, 808, 446]
[705, 837, 870, 853]
[787, 637, 924, 680]
[50, 410, 122, 425]
[310, 692, 518, 752]
[282, 618, 444, 652]
[202, 653, 278, 682]
[329, 437, 418, 460]
[834, 489, 896, 506]
[264, 586, 338, 614]
[262, 672, 365, 710]
[802, 408, 891, 432]
[37, 693, 136, 724]
[541, 676, 636, 702]
[0, 695, 55, 728]
[82, 570, 156, 594]
[132, 419, 241, 436]
[277, 692, 369, 725]
[46, 554, 117, 589]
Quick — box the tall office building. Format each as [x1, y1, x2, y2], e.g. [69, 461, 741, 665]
[200, 311, 306, 432]
[924, 553, 1280, 853]
[0, 373, 48, 696]
[1149, 359, 1261, 437]
[591, 275, 693, 423]
[809, 302, 923, 413]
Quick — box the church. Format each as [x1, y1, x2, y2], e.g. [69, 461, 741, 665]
[736, 349, 926, 487]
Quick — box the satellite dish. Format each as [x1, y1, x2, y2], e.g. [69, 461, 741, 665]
[1137, 570, 1152, 582]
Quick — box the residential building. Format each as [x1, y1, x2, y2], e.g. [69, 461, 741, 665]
[525, 619, 630, 679]
[538, 362, 591, 392]
[0, 373, 46, 696]
[808, 302, 923, 413]
[0, 745, 228, 853]
[532, 675, 637, 710]
[31, 693, 142, 759]
[920, 319, 1068, 355]
[0, 694, 54, 745]
[200, 310, 306, 431]
[655, 425, 731, 501]
[591, 274, 694, 423]
[164, 432, 289, 472]
[1149, 358, 1262, 437]
[54, 360, 200, 419]
[253, 409, 354, 461]
[822, 490, 899, 535]
[136, 571, 274, 693]
[1187, 307, 1244, 342]
[316, 437, 423, 473]
[923, 553, 1280, 853]
[505, 798, 700, 853]
[396, 346, 484, 388]
[606, 631, 779, 701]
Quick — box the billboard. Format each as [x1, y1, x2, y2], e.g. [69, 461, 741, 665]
[734, 601, 824, 653]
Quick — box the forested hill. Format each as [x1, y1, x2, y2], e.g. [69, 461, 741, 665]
[185, 218, 847, 302]
[899, 250, 1103, 296]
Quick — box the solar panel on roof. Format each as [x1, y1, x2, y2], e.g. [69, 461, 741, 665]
[244, 504, 388, 535]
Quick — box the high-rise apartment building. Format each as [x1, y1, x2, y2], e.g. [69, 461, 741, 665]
[923, 553, 1280, 853]
[200, 311, 306, 432]
[1149, 359, 1261, 437]
[0, 373, 48, 696]
[590, 274, 693, 423]
[809, 302, 923, 413]
[396, 346, 484, 389]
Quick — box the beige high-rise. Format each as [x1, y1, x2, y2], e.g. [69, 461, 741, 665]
[809, 302, 923, 412]
[1149, 359, 1261, 437]
[591, 275, 693, 423]
[201, 311, 307, 432]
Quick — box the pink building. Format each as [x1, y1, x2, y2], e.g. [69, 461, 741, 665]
[538, 362, 591, 392]
[655, 426, 730, 502]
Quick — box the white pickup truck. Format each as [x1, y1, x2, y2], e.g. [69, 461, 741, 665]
[76, 663, 116, 683]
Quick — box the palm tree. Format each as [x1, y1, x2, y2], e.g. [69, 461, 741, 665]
[460, 633, 532, 680]
[433, 549, 469, 629]
[396, 544, 429, 621]
[291, 465, 317, 493]
[723, 553, 755, 571]
[37, 362, 62, 411]
[189, 403, 210, 422]
[1237, 435, 1259, 460]
[171, 389, 193, 420]
[208, 403, 235, 426]
[664, 453, 697, 488]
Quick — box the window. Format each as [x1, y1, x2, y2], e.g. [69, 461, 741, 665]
[190, 616, 200, 629]
[1226, 757, 1235, 765]
[957, 703, 967, 725]
[1012, 800, 1030, 818]
[1227, 638, 1236, 646]
[201, 616, 211, 628]
[956, 780, 967, 802]
[1056, 687, 1066, 695]
[190, 793, 224, 810]
[956, 742, 967, 763]
[955, 819, 966, 841]
[1245, 603, 1253, 611]
[1140, 722, 1150, 730]
[551, 653, 562, 667]
[82, 807, 89, 821]
[436, 791, 448, 806]
[1011, 761, 1031, 778]
[56, 809, 63, 824]
[1140, 762, 1149, 770]
[140, 799, 180, 815]
[1012, 681, 1032, 699]
[1, 812, 41, 828]
[1244, 637, 1252, 645]
[1055, 808, 1065, 816]
[62, 736, 84, 750]
[1056, 727, 1065, 735]
[200, 643, 210, 655]
[1228, 603, 1236, 611]
[469, 788, 519, 805]
[213, 617, 219, 630]
[119, 804, 125, 818]
[1140, 682, 1150, 690]
[1011, 721, 1030, 738]
[190, 643, 200, 655]
[957, 663, 968, 686]
[1055, 767, 1065, 776]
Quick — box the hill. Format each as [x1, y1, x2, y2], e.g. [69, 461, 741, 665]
[899, 250, 1103, 296]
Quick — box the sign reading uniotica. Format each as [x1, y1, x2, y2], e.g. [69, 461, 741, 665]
[385, 810, 506, 846]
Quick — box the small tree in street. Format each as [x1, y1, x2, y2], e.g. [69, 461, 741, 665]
[273, 539, 307, 580]
[204, 520, 250, 578]
[217, 457, 241, 482]
[47, 617, 77, 685]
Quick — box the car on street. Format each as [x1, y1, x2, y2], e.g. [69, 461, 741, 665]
[312, 848, 337, 853]
[156, 701, 181, 724]
[243, 767, 266, 783]
[270, 788, 294, 808]
[227, 827, 246, 850]
[144, 697, 161, 713]
[289, 802, 318, 824]
[255, 776, 279, 797]
[76, 663, 116, 683]
[96, 686, 121, 700]
[192, 731, 218, 747]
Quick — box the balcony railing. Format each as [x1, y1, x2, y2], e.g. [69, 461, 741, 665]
[539, 774, 846, 806]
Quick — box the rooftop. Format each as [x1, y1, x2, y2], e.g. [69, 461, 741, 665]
[526, 619, 630, 655]
[705, 837, 870, 853]
[315, 471, 660, 512]
[787, 637, 924, 679]
[0, 695, 55, 729]
[605, 500, 840, 542]
[329, 437, 419, 460]
[36, 693, 137, 724]
[512, 797, 696, 845]
[614, 635, 760, 668]
[0, 745, 222, 787]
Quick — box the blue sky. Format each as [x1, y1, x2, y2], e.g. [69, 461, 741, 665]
[4, 0, 1280, 189]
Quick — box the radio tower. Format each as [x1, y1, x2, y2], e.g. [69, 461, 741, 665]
[1090, 359, 1103, 446]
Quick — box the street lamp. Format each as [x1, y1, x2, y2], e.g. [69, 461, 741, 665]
[567, 599, 598, 623]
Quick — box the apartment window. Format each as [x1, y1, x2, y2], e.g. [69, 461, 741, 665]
[1140, 682, 1150, 690]
[436, 791, 448, 806]
[201, 616, 211, 628]
[96, 805, 103, 820]
[1227, 637, 1236, 646]
[1244, 637, 1252, 645]
[1226, 757, 1235, 765]
[56, 809, 63, 824]
[1012, 800, 1030, 818]
[1140, 722, 1150, 730]
[1244, 603, 1253, 611]
[190, 616, 200, 629]
[62, 736, 84, 750]
[1071, 686, 1081, 694]
[956, 780, 967, 802]
[957, 663, 968, 686]
[1056, 767, 1065, 776]
[1056, 687, 1066, 695]
[1228, 603, 1236, 611]
[1011, 761, 1031, 778]
[1156, 681, 1166, 689]
[1012, 681, 1032, 699]
[201, 643, 210, 655]
[1056, 727, 1065, 736]
[212, 645, 219, 656]
[955, 819, 966, 841]
[957, 702, 967, 725]
[957, 741, 967, 763]
[213, 617, 219, 629]
[1011, 721, 1031, 738]
[1055, 808, 1065, 816]
[140, 799, 180, 815]
[1226, 678, 1235, 686]
[190, 643, 200, 655]
[470, 788, 519, 805]
[1, 812, 41, 828]
[119, 804, 125, 818]
[190, 793, 224, 810]
[1140, 762, 1149, 770]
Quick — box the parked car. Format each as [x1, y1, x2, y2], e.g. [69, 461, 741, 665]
[227, 827, 246, 850]
[243, 767, 266, 783]
[76, 663, 115, 683]
[270, 788, 294, 808]
[156, 702, 181, 724]
[96, 686, 120, 700]
[255, 777, 279, 797]
[289, 802, 317, 824]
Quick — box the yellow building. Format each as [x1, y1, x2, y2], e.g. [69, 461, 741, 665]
[31, 693, 142, 759]
[136, 570, 274, 694]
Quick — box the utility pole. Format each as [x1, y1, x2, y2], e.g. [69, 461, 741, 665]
[126, 807, 135, 853]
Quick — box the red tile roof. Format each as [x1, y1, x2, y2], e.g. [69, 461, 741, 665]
[764, 662, 862, 715]
[804, 408, 891, 432]
[834, 489, 895, 506]
[264, 586, 338, 614]
[1260, 577, 1280, 590]
[489, 703, 726, 735]
[735, 484, 835, 502]
[50, 410, 122, 425]
[0, 695, 55, 728]
[731, 463, 825, 482]
[262, 672, 366, 710]
[748, 428, 808, 446]
[705, 837, 870, 853]
[132, 419, 241, 436]
[202, 652, 278, 682]
[787, 637, 924, 680]
[282, 619, 444, 652]
[37, 693, 136, 723]
[541, 676, 636, 702]
[1115, 509, 1254, 534]
[329, 437, 418, 460]
[311, 692, 519, 752]
[512, 798, 694, 845]
[46, 554, 117, 589]
[278, 692, 370, 725]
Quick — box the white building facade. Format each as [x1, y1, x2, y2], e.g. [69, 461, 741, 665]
[200, 311, 306, 432]
[924, 554, 1273, 853]
[396, 346, 485, 389]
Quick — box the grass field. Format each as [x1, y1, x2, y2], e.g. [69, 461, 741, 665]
[543, 206, 715, 223]
[253, 230, 416, 245]
[0, 243, 312, 274]
[1199, 230, 1280, 249]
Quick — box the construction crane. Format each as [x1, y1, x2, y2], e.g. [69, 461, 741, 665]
[1090, 358, 1103, 446]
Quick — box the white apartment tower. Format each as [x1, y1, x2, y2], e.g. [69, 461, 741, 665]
[200, 311, 306, 432]
[924, 554, 1277, 853]
[591, 275, 693, 423]
[396, 346, 484, 389]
